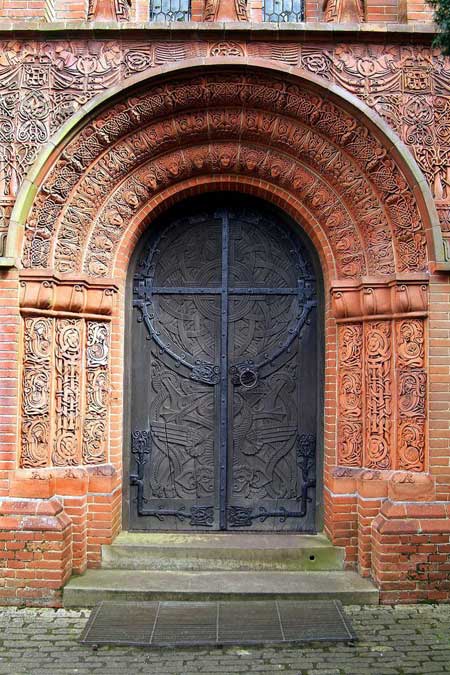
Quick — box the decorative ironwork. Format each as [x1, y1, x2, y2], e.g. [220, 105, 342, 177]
[149, 0, 190, 21]
[263, 0, 304, 22]
[131, 429, 214, 527]
[226, 433, 316, 528]
[131, 204, 318, 531]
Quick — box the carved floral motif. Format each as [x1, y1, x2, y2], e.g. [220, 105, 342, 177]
[83, 322, 110, 464]
[20, 317, 52, 468]
[396, 319, 426, 471]
[338, 324, 363, 466]
[365, 321, 392, 470]
[53, 319, 82, 466]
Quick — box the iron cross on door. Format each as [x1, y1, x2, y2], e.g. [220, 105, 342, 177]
[130, 203, 318, 531]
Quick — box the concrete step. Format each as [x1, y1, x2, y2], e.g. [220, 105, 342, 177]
[63, 569, 379, 608]
[101, 532, 345, 572]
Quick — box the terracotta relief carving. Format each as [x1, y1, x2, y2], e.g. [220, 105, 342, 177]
[365, 321, 392, 470]
[209, 42, 246, 57]
[78, 142, 368, 279]
[323, 0, 364, 22]
[0, 41, 446, 247]
[396, 319, 426, 471]
[88, 0, 131, 21]
[53, 319, 82, 466]
[20, 317, 52, 468]
[19, 274, 117, 316]
[22, 73, 427, 279]
[338, 324, 363, 467]
[20, 311, 113, 469]
[83, 322, 110, 465]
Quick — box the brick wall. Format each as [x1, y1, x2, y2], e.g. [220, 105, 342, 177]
[0, 33, 447, 607]
[0, 0, 434, 22]
[372, 501, 450, 603]
[0, 498, 72, 607]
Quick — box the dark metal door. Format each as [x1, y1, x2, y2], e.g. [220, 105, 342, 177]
[130, 204, 318, 531]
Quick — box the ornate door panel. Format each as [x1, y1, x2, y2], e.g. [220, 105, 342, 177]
[130, 203, 318, 532]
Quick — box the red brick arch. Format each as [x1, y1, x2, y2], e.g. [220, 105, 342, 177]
[13, 62, 434, 586]
[22, 67, 432, 281]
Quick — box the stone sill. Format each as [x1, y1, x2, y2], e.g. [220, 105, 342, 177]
[0, 20, 436, 40]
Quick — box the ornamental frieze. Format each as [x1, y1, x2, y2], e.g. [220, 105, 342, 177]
[331, 276, 429, 320]
[0, 40, 447, 250]
[19, 272, 118, 316]
[22, 72, 428, 278]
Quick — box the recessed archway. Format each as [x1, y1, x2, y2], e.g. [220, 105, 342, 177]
[125, 193, 325, 533]
[13, 60, 435, 561]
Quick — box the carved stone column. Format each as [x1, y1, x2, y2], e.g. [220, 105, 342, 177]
[19, 273, 118, 470]
[332, 275, 428, 472]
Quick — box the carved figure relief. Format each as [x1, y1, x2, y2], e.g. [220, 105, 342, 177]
[338, 324, 363, 466]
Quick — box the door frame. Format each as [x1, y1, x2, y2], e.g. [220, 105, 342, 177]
[122, 193, 325, 533]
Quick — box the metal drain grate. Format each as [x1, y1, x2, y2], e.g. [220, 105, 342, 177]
[80, 600, 356, 647]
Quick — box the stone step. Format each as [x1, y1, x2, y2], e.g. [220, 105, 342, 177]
[63, 569, 379, 608]
[101, 532, 345, 572]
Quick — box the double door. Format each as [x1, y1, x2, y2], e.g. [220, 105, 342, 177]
[130, 202, 318, 531]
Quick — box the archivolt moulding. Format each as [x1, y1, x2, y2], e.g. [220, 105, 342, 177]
[0, 58, 444, 274]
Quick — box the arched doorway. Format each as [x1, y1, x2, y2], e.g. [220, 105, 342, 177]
[128, 195, 323, 532]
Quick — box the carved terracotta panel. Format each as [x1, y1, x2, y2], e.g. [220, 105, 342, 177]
[22, 72, 428, 278]
[53, 319, 82, 466]
[365, 321, 393, 470]
[396, 319, 426, 471]
[20, 317, 53, 468]
[83, 322, 110, 465]
[0, 40, 446, 258]
[337, 324, 363, 467]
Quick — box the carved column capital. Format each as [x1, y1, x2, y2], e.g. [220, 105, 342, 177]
[19, 272, 118, 318]
[331, 275, 429, 322]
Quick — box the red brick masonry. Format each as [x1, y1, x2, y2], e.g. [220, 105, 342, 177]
[0, 26, 449, 605]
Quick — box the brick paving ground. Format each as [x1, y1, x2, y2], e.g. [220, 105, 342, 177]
[0, 604, 449, 675]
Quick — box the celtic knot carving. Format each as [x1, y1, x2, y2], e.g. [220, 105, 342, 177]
[83, 322, 110, 464]
[53, 319, 82, 466]
[20, 317, 52, 468]
[396, 319, 426, 472]
[20, 71, 428, 280]
[338, 324, 363, 467]
[397, 319, 425, 369]
[365, 321, 392, 470]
